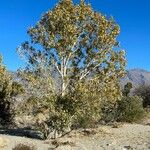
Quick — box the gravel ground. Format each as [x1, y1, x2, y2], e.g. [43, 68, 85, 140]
[0, 123, 150, 150]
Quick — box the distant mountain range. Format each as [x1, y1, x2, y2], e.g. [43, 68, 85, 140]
[11, 68, 150, 90]
[121, 69, 150, 89]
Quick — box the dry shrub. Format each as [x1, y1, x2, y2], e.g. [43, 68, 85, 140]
[117, 96, 144, 122]
[51, 139, 75, 147]
[134, 85, 150, 108]
[12, 143, 36, 150]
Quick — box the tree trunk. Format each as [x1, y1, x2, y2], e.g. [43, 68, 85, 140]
[61, 80, 66, 97]
[61, 58, 67, 97]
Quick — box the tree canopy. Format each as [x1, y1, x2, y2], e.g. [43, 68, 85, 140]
[17, 0, 126, 98]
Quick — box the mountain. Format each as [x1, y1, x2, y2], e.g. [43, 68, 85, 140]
[10, 68, 150, 91]
[121, 68, 150, 89]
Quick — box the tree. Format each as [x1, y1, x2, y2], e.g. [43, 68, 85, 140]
[134, 85, 150, 108]
[123, 82, 133, 96]
[0, 55, 24, 125]
[17, 0, 126, 98]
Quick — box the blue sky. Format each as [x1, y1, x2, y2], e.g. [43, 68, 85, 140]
[0, 0, 150, 71]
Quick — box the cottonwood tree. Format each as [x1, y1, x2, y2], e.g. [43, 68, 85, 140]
[17, 0, 126, 97]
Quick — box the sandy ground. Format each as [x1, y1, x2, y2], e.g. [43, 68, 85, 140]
[0, 123, 150, 150]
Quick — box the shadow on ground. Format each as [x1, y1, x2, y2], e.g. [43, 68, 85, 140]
[0, 127, 43, 140]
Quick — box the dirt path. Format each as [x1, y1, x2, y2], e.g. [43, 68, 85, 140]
[0, 123, 150, 150]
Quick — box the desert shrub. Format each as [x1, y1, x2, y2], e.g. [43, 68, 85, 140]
[54, 73, 123, 129]
[0, 81, 24, 125]
[0, 99, 15, 125]
[16, 96, 41, 116]
[16, 96, 54, 138]
[73, 113, 99, 129]
[47, 110, 72, 138]
[69, 80, 102, 129]
[17, 76, 124, 139]
[34, 111, 71, 139]
[0, 56, 24, 125]
[27, 78, 123, 138]
[12, 144, 36, 150]
[22, 95, 71, 139]
[31, 80, 102, 138]
[134, 85, 150, 108]
[100, 102, 119, 123]
[117, 96, 144, 122]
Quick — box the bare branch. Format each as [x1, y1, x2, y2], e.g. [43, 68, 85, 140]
[80, 62, 102, 80]
[54, 62, 62, 77]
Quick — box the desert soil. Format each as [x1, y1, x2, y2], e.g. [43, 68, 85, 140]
[0, 123, 150, 150]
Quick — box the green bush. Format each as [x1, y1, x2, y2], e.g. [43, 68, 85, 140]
[17, 75, 123, 138]
[134, 85, 150, 108]
[0, 80, 24, 125]
[100, 102, 118, 123]
[0, 56, 24, 125]
[24, 96, 72, 139]
[30, 80, 102, 138]
[70, 80, 102, 129]
[117, 96, 144, 122]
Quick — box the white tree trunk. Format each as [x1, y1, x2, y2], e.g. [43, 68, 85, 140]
[61, 58, 67, 97]
[62, 80, 66, 97]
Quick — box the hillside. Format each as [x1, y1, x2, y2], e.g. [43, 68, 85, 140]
[121, 69, 150, 89]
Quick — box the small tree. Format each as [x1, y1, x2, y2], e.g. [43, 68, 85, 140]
[0, 55, 24, 125]
[117, 96, 144, 122]
[122, 82, 133, 96]
[134, 85, 150, 108]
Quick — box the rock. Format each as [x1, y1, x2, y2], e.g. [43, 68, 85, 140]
[0, 137, 9, 148]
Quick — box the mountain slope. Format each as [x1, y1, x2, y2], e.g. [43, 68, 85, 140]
[10, 68, 150, 90]
[121, 68, 150, 88]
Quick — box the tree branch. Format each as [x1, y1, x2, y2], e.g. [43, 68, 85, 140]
[80, 61, 102, 80]
[54, 62, 62, 77]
